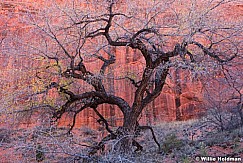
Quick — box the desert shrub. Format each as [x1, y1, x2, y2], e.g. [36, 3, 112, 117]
[81, 127, 97, 136]
[199, 127, 243, 147]
[0, 128, 11, 143]
[198, 142, 208, 156]
[36, 144, 45, 162]
[203, 106, 243, 132]
[224, 114, 243, 130]
[161, 133, 184, 154]
[181, 156, 192, 163]
[203, 131, 230, 146]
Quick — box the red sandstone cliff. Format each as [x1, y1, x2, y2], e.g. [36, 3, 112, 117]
[0, 0, 242, 129]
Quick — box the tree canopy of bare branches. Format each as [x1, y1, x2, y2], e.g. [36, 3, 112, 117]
[1, 0, 242, 158]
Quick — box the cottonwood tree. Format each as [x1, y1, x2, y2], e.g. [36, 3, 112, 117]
[6, 0, 242, 157]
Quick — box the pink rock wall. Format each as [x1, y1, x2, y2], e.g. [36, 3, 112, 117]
[1, 0, 242, 129]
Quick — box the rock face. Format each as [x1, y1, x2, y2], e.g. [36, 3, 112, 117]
[0, 0, 242, 129]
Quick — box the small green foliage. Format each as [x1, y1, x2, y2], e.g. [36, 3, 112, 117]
[199, 142, 207, 156]
[181, 156, 191, 163]
[36, 144, 45, 162]
[162, 133, 184, 154]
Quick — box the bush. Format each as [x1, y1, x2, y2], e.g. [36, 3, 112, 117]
[0, 128, 11, 143]
[162, 133, 184, 154]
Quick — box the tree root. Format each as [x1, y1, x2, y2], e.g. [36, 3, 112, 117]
[89, 134, 117, 155]
[89, 127, 145, 155]
[89, 124, 161, 155]
[132, 139, 143, 152]
[137, 125, 161, 152]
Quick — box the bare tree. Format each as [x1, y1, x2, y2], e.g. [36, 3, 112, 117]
[2, 0, 242, 157]
[202, 60, 243, 131]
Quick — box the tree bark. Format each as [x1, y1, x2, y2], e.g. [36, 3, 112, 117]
[115, 111, 139, 153]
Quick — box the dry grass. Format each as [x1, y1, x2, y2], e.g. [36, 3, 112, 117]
[1, 120, 242, 162]
[95, 120, 243, 163]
